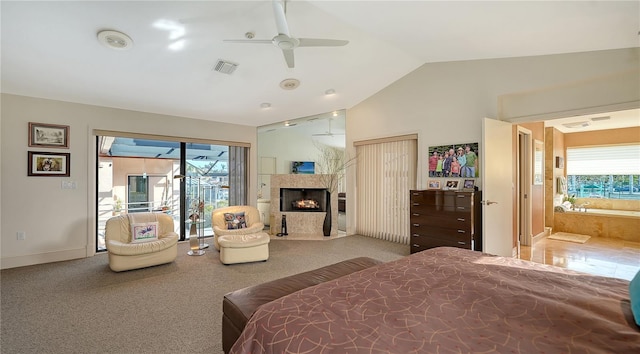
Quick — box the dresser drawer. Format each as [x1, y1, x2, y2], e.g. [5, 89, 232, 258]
[410, 214, 471, 231]
[413, 225, 472, 243]
[410, 236, 471, 252]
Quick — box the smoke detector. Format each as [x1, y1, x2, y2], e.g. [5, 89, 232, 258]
[97, 30, 133, 50]
[280, 78, 300, 90]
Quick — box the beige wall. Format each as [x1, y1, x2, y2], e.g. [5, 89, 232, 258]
[565, 126, 640, 147]
[1, 94, 257, 269]
[346, 48, 639, 255]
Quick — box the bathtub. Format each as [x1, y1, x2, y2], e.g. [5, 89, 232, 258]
[554, 208, 640, 242]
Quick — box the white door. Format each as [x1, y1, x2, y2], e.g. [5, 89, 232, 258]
[482, 118, 514, 257]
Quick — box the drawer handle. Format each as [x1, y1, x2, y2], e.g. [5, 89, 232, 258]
[457, 207, 465, 210]
[412, 203, 420, 206]
[412, 192, 420, 195]
[457, 195, 466, 198]
[413, 244, 420, 247]
[457, 230, 466, 233]
[412, 213, 420, 216]
[457, 218, 466, 222]
[413, 224, 420, 227]
[412, 234, 419, 237]
[457, 241, 466, 245]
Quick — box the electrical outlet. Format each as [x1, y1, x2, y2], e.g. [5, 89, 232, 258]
[17, 231, 26, 240]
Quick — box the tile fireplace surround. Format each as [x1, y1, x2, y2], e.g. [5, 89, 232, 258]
[270, 174, 338, 239]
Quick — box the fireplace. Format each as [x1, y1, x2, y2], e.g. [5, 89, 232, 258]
[280, 188, 327, 212]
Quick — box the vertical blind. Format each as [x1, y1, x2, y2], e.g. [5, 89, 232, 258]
[355, 138, 417, 244]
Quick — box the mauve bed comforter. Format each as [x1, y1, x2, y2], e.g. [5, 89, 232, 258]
[231, 247, 639, 353]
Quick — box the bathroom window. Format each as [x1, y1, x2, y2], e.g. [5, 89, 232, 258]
[566, 144, 640, 200]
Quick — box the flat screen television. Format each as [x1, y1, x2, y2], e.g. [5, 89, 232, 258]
[291, 161, 314, 174]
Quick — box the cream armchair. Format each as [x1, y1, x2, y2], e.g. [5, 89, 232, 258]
[212, 205, 265, 250]
[105, 212, 178, 272]
[212, 206, 270, 265]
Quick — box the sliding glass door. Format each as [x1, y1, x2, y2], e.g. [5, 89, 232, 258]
[96, 135, 247, 252]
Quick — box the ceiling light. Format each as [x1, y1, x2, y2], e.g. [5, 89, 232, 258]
[97, 30, 133, 50]
[590, 116, 611, 121]
[332, 111, 338, 117]
[260, 102, 271, 109]
[324, 89, 336, 95]
[562, 121, 590, 129]
[280, 78, 300, 90]
[284, 121, 297, 127]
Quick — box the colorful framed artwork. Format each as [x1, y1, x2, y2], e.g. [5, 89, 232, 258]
[28, 151, 70, 177]
[428, 142, 479, 178]
[28, 122, 69, 148]
[427, 179, 441, 190]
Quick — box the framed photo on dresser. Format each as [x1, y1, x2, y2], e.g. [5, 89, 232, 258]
[463, 179, 475, 191]
[444, 179, 461, 190]
[427, 179, 441, 190]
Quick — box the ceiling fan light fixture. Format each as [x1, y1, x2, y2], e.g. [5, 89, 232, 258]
[260, 102, 271, 109]
[97, 30, 133, 50]
[324, 89, 336, 95]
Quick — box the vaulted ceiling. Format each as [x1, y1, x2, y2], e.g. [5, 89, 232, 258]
[2, 1, 638, 129]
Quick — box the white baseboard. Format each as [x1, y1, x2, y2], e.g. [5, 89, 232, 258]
[1, 248, 87, 269]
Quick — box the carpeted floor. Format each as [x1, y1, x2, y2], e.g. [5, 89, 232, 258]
[0, 235, 408, 354]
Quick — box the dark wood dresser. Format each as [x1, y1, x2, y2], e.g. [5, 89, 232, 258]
[409, 190, 482, 254]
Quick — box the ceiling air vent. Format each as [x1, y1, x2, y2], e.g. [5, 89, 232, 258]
[213, 60, 238, 75]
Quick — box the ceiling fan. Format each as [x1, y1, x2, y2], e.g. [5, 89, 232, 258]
[312, 118, 345, 137]
[223, 0, 349, 68]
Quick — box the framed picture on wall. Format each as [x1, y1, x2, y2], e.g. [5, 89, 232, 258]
[28, 122, 69, 148]
[28, 151, 70, 177]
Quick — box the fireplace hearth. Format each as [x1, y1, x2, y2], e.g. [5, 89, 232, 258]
[280, 188, 327, 212]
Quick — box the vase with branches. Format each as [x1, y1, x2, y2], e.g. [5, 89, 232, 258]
[314, 142, 357, 236]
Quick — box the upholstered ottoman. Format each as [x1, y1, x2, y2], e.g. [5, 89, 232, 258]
[217, 232, 270, 265]
[222, 257, 383, 353]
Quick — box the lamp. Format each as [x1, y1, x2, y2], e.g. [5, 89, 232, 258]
[174, 174, 206, 256]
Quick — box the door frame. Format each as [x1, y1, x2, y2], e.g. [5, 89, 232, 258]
[516, 127, 533, 251]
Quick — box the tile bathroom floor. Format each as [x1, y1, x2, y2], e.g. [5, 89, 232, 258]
[519, 236, 640, 281]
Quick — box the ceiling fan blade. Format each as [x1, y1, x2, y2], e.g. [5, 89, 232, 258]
[223, 39, 273, 44]
[298, 38, 349, 47]
[272, 0, 290, 36]
[282, 48, 295, 68]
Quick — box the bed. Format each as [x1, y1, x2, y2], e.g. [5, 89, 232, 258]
[230, 247, 639, 353]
